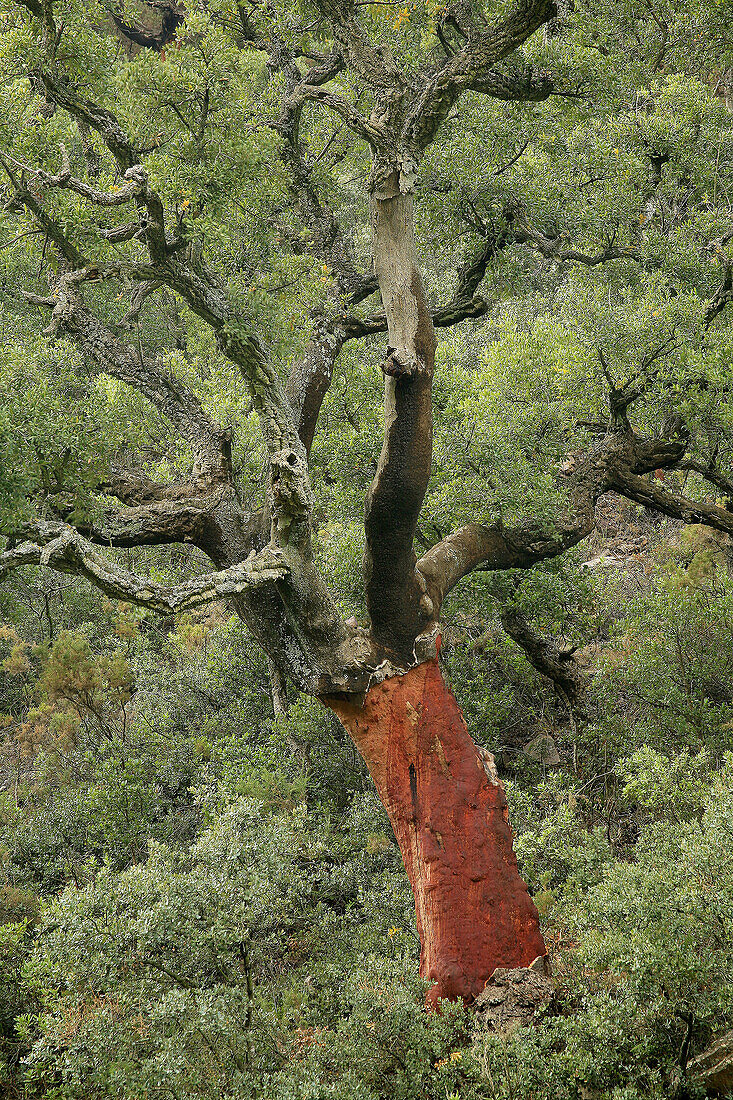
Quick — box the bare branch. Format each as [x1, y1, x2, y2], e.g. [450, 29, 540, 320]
[500, 607, 587, 704]
[4, 147, 148, 206]
[1, 522, 288, 613]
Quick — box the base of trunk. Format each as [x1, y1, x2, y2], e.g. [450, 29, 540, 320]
[326, 657, 546, 1008]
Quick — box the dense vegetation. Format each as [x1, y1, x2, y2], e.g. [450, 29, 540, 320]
[2, 0, 733, 1095]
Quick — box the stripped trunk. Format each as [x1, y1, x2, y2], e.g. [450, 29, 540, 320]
[326, 656, 547, 1007]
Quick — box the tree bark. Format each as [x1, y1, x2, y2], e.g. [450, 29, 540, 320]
[325, 654, 546, 1008]
[363, 171, 436, 662]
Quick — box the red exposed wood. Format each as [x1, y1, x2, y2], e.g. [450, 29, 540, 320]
[326, 656, 547, 1007]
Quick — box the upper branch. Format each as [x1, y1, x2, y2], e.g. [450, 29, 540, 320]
[5, 146, 148, 206]
[513, 219, 641, 267]
[38, 70, 140, 173]
[679, 458, 733, 499]
[313, 0, 402, 90]
[297, 86, 389, 147]
[286, 316, 345, 455]
[274, 48, 371, 299]
[405, 0, 557, 150]
[0, 153, 87, 268]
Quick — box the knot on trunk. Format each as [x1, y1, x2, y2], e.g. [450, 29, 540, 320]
[382, 345, 417, 378]
[473, 956, 552, 1036]
[269, 447, 311, 534]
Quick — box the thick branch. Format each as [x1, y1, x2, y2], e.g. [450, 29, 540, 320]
[108, 0, 184, 52]
[39, 70, 140, 172]
[298, 87, 389, 147]
[0, 154, 87, 268]
[313, 0, 401, 90]
[468, 59, 553, 101]
[286, 316, 345, 454]
[417, 431, 687, 616]
[363, 174, 436, 660]
[341, 294, 489, 340]
[51, 485, 238, 551]
[1, 522, 288, 613]
[34, 73, 170, 260]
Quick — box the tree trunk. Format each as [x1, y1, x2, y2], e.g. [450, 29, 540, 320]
[363, 172, 435, 661]
[325, 654, 547, 1008]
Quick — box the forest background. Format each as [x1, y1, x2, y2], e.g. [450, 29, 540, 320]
[2, 0, 733, 1096]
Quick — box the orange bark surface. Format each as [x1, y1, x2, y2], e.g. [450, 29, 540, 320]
[327, 655, 546, 1007]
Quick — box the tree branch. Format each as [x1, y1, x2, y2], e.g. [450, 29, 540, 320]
[286, 316, 345, 454]
[341, 233, 502, 340]
[312, 0, 402, 91]
[38, 69, 141, 172]
[500, 607, 587, 704]
[405, 0, 557, 150]
[513, 219, 640, 266]
[468, 59, 554, 101]
[608, 466, 733, 535]
[417, 430, 687, 616]
[4, 146, 148, 206]
[49, 292, 233, 485]
[679, 458, 733, 498]
[50, 484, 240, 551]
[1, 522, 288, 613]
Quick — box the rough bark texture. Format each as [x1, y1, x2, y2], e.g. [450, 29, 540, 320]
[473, 956, 553, 1036]
[326, 654, 547, 1007]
